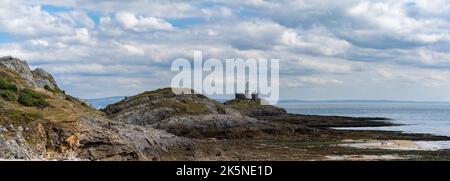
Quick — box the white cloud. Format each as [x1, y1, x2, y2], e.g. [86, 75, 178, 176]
[2, 0, 450, 100]
[376, 67, 450, 87]
[30, 39, 49, 47]
[56, 10, 96, 29]
[296, 58, 359, 74]
[115, 12, 174, 32]
[281, 27, 351, 56]
[0, 1, 74, 37]
[347, 1, 450, 44]
[287, 76, 344, 87]
[201, 6, 233, 18]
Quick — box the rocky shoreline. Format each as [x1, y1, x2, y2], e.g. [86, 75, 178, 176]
[101, 86, 450, 161]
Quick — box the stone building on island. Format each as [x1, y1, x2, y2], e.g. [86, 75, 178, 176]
[235, 82, 260, 101]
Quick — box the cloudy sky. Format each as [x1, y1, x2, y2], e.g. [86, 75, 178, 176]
[1, 0, 450, 101]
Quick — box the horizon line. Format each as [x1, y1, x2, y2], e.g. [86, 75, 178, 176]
[85, 96, 450, 104]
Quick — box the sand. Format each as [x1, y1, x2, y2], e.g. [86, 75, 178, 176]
[325, 154, 409, 161]
[339, 140, 450, 151]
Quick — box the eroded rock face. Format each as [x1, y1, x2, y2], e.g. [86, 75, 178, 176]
[32, 68, 58, 89]
[0, 115, 193, 160]
[0, 125, 44, 160]
[44, 114, 192, 161]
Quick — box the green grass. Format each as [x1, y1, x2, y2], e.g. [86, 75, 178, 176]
[138, 87, 207, 99]
[225, 99, 260, 110]
[18, 88, 49, 108]
[0, 77, 18, 101]
[0, 90, 17, 101]
[160, 99, 212, 116]
[2, 110, 43, 123]
[0, 77, 18, 91]
[0, 77, 50, 107]
[65, 95, 77, 102]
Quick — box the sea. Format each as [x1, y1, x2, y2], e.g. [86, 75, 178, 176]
[277, 101, 450, 137]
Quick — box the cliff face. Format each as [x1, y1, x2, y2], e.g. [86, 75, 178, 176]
[0, 57, 192, 160]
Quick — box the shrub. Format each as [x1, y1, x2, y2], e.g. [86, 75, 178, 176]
[0, 77, 17, 91]
[43, 85, 51, 91]
[81, 102, 88, 107]
[0, 90, 17, 101]
[18, 88, 49, 108]
[44, 85, 64, 94]
[65, 95, 77, 102]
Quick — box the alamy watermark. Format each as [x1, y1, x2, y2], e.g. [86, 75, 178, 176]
[171, 51, 279, 105]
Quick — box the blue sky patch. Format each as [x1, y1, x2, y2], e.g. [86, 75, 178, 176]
[87, 11, 102, 25]
[41, 4, 74, 13]
[167, 18, 206, 28]
[0, 32, 19, 43]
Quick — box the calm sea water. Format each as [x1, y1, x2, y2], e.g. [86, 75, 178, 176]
[277, 102, 450, 137]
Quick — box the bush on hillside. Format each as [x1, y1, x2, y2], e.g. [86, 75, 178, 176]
[44, 85, 64, 94]
[18, 88, 49, 108]
[0, 90, 17, 101]
[0, 77, 17, 91]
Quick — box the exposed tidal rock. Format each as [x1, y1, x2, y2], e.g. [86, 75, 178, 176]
[152, 114, 264, 138]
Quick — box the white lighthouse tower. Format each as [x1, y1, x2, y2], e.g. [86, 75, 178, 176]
[245, 81, 250, 99]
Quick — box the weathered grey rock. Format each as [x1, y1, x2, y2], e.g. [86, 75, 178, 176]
[0, 125, 44, 160]
[0, 56, 36, 86]
[0, 115, 193, 160]
[0, 56, 59, 89]
[32, 68, 58, 89]
[61, 114, 193, 160]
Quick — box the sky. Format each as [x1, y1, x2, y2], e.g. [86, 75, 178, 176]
[1, 0, 450, 101]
